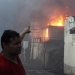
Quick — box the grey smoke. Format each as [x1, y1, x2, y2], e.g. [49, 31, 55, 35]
[0, 0, 75, 50]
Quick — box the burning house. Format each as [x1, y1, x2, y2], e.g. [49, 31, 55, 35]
[30, 17, 64, 74]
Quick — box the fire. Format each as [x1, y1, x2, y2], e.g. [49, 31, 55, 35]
[43, 28, 49, 42]
[45, 28, 48, 37]
[48, 15, 64, 26]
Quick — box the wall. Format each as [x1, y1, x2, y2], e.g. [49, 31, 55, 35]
[64, 19, 75, 75]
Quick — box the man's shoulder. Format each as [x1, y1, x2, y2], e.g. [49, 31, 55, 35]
[0, 52, 5, 60]
[0, 53, 4, 62]
[0, 53, 8, 67]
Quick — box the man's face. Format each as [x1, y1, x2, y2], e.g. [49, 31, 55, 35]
[7, 37, 22, 55]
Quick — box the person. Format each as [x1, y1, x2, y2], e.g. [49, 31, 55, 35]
[0, 26, 31, 75]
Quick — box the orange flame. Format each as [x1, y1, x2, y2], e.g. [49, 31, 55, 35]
[45, 28, 48, 37]
[43, 28, 49, 42]
[48, 15, 64, 26]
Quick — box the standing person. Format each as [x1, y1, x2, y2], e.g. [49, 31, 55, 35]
[0, 26, 30, 75]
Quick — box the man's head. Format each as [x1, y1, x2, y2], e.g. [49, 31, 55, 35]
[1, 30, 22, 55]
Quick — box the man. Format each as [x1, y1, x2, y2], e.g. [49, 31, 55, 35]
[0, 26, 30, 75]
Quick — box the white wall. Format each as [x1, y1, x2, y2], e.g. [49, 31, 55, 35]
[64, 18, 75, 74]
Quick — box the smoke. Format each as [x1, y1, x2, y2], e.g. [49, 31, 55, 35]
[19, 0, 74, 25]
[0, 0, 74, 53]
[0, 0, 75, 33]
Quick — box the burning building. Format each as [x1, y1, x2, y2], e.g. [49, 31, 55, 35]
[30, 17, 64, 74]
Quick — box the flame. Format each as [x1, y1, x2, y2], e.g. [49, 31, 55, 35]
[42, 28, 49, 42]
[48, 15, 64, 26]
[45, 28, 48, 37]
